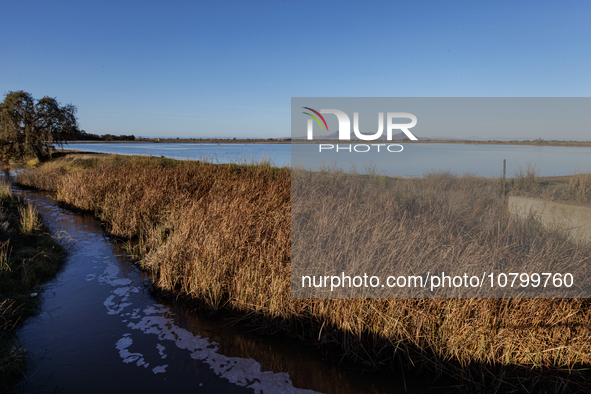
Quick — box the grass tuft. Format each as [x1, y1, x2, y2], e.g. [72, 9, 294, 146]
[18, 203, 42, 235]
[567, 170, 591, 203]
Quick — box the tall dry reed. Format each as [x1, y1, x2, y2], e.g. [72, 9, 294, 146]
[17, 154, 591, 392]
[567, 170, 591, 203]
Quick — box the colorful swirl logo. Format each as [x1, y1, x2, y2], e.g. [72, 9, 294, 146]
[302, 107, 328, 132]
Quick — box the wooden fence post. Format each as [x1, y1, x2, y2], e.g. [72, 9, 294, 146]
[503, 159, 506, 199]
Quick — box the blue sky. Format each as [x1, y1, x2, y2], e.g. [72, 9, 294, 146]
[2, 0, 590, 139]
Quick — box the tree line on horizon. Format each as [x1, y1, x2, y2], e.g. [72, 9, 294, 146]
[74, 130, 136, 142]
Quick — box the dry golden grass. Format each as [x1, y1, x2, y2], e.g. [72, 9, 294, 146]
[567, 170, 591, 203]
[0, 181, 12, 201]
[18, 203, 42, 235]
[510, 165, 591, 205]
[16, 153, 591, 392]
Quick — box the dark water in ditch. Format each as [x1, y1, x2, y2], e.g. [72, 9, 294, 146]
[8, 179, 434, 394]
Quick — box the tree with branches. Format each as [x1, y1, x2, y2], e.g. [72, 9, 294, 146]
[0, 90, 79, 162]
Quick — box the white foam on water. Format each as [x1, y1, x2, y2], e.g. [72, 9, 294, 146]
[103, 295, 132, 315]
[116, 334, 148, 367]
[98, 262, 132, 286]
[113, 286, 139, 297]
[99, 256, 319, 393]
[156, 343, 167, 359]
[152, 365, 168, 374]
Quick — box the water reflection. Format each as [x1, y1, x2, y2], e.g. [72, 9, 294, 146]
[157, 299, 418, 394]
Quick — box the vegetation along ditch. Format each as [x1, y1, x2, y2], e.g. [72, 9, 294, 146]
[0, 176, 64, 392]
[14, 152, 591, 393]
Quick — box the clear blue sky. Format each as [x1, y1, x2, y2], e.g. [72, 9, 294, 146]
[2, 0, 590, 139]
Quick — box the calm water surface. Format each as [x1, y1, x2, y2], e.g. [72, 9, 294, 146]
[64, 142, 291, 167]
[64, 142, 591, 177]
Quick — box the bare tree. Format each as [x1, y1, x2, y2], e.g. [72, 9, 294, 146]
[0, 90, 79, 162]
